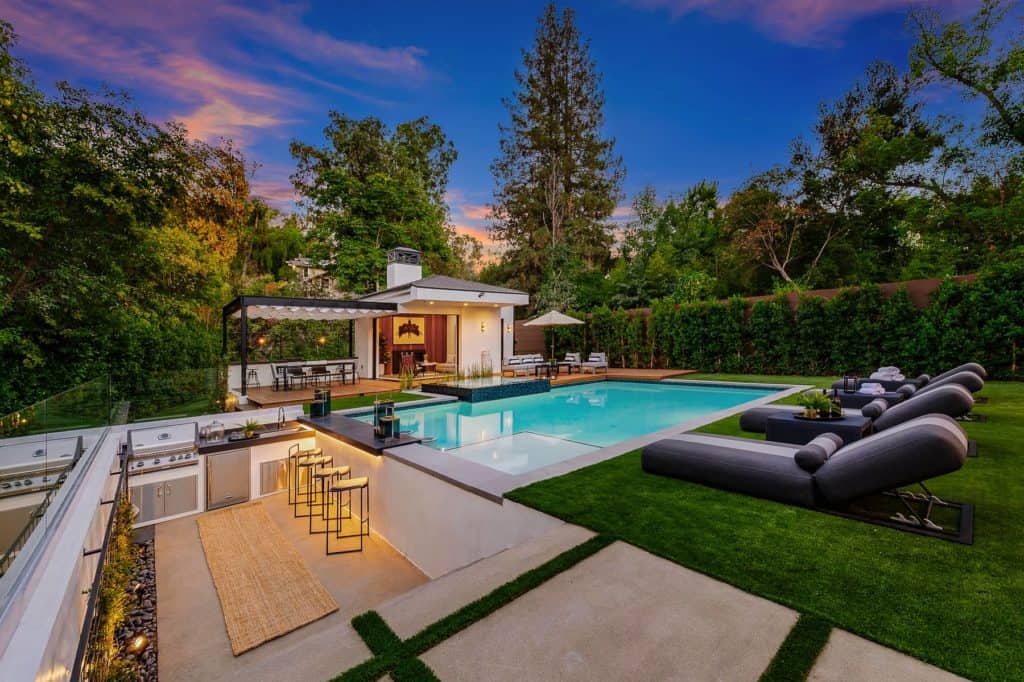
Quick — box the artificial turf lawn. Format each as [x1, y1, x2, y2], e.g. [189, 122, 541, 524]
[507, 375, 1024, 681]
[301, 391, 428, 414]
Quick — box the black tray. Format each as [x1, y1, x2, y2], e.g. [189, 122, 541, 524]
[792, 413, 845, 422]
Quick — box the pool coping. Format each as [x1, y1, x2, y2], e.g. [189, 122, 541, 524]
[375, 380, 809, 504]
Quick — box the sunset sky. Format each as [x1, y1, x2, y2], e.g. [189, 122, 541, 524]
[2, 0, 974, 253]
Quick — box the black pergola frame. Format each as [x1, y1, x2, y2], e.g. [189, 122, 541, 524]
[222, 295, 398, 395]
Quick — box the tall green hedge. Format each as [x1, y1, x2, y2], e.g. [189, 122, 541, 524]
[541, 264, 1024, 380]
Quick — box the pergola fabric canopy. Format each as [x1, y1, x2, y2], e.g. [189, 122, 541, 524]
[238, 305, 387, 321]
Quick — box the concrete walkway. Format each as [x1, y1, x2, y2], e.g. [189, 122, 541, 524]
[155, 492, 426, 682]
[416, 540, 966, 681]
[422, 541, 798, 681]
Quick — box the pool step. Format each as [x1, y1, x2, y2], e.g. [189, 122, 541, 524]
[377, 522, 596, 639]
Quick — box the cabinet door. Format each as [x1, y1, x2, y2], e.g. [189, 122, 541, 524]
[130, 482, 163, 523]
[162, 475, 198, 517]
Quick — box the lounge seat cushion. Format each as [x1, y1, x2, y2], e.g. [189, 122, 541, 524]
[641, 434, 816, 507]
[914, 370, 984, 396]
[873, 384, 974, 430]
[813, 415, 967, 505]
[932, 362, 987, 382]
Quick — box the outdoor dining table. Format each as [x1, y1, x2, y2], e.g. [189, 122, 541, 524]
[276, 360, 358, 390]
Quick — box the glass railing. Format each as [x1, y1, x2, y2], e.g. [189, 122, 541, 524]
[0, 367, 229, 577]
[121, 366, 230, 423]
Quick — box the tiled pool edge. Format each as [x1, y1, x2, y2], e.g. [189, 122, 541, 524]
[378, 382, 808, 503]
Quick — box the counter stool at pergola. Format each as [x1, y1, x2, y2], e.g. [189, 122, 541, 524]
[308, 465, 351, 534]
[288, 444, 333, 517]
[326, 477, 369, 555]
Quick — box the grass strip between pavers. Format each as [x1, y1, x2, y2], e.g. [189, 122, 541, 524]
[759, 614, 833, 682]
[390, 657, 441, 682]
[351, 611, 403, 656]
[336, 533, 615, 681]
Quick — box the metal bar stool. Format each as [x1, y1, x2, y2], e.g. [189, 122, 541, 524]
[308, 465, 350, 534]
[288, 444, 332, 517]
[246, 367, 260, 388]
[326, 477, 369, 555]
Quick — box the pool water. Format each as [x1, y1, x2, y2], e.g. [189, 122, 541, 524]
[358, 381, 777, 475]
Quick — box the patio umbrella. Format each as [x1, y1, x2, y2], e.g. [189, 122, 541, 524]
[524, 310, 584, 359]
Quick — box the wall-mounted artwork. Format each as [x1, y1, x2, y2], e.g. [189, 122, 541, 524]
[392, 316, 426, 345]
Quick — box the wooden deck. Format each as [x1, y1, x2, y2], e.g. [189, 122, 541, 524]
[550, 368, 696, 386]
[243, 379, 404, 408]
[242, 368, 696, 408]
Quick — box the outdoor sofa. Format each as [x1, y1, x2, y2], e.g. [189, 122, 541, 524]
[641, 414, 970, 540]
[581, 352, 609, 374]
[502, 354, 546, 377]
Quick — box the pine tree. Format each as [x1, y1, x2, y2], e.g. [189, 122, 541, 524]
[490, 3, 624, 296]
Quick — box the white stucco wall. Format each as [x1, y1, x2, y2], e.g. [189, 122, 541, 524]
[314, 433, 561, 578]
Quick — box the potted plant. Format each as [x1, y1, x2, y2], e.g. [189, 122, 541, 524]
[243, 418, 260, 439]
[796, 390, 838, 419]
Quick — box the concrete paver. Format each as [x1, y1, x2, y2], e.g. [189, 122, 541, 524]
[379, 522, 595, 639]
[808, 629, 967, 682]
[422, 540, 799, 681]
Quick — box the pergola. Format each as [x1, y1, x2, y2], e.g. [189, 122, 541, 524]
[221, 295, 398, 395]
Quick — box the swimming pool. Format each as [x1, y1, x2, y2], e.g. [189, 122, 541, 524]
[358, 381, 778, 475]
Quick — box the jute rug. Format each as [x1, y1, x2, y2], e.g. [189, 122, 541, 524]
[197, 501, 338, 655]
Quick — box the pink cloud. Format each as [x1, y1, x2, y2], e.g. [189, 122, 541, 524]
[3, 0, 431, 145]
[250, 177, 299, 210]
[460, 203, 492, 221]
[624, 0, 967, 46]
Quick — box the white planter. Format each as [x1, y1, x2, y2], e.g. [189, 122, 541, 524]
[377, 364, 386, 377]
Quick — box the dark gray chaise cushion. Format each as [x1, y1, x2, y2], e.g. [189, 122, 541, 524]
[813, 415, 967, 506]
[932, 362, 987, 383]
[641, 435, 816, 507]
[873, 384, 974, 431]
[739, 406, 784, 433]
[860, 398, 888, 419]
[915, 370, 984, 395]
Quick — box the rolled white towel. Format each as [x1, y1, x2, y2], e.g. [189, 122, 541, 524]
[869, 371, 905, 381]
[876, 366, 901, 374]
[858, 382, 886, 395]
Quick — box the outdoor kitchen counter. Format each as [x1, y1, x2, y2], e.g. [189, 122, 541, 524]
[198, 423, 314, 455]
[298, 414, 421, 455]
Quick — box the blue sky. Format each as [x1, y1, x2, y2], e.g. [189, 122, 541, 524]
[2, 0, 972, 252]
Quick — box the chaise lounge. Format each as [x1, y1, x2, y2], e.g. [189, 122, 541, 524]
[641, 414, 971, 541]
[581, 352, 608, 374]
[832, 362, 987, 393]
[740, 384, 975, 435]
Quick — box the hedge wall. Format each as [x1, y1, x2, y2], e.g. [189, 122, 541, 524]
[545, 263, 1024, 380]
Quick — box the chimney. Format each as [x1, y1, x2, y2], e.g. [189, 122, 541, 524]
[386, 247, 422, 289]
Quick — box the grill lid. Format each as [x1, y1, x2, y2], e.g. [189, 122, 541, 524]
[128, 422, 198, 457]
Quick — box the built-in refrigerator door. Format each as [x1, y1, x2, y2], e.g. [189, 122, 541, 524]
[206, 449, 251, 511]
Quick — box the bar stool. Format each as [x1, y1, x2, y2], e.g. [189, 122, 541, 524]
[246, 367, 260, 388]
[308, 465, 350, 534]
[289, 445, 332, 517]
[326, 477, 369, 555]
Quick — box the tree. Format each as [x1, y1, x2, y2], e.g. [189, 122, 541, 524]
[291, 114, 460, 293]
[910, 0, 1024, 149]
[490, 3, 624, 294]
[722, 171, 806, 284]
